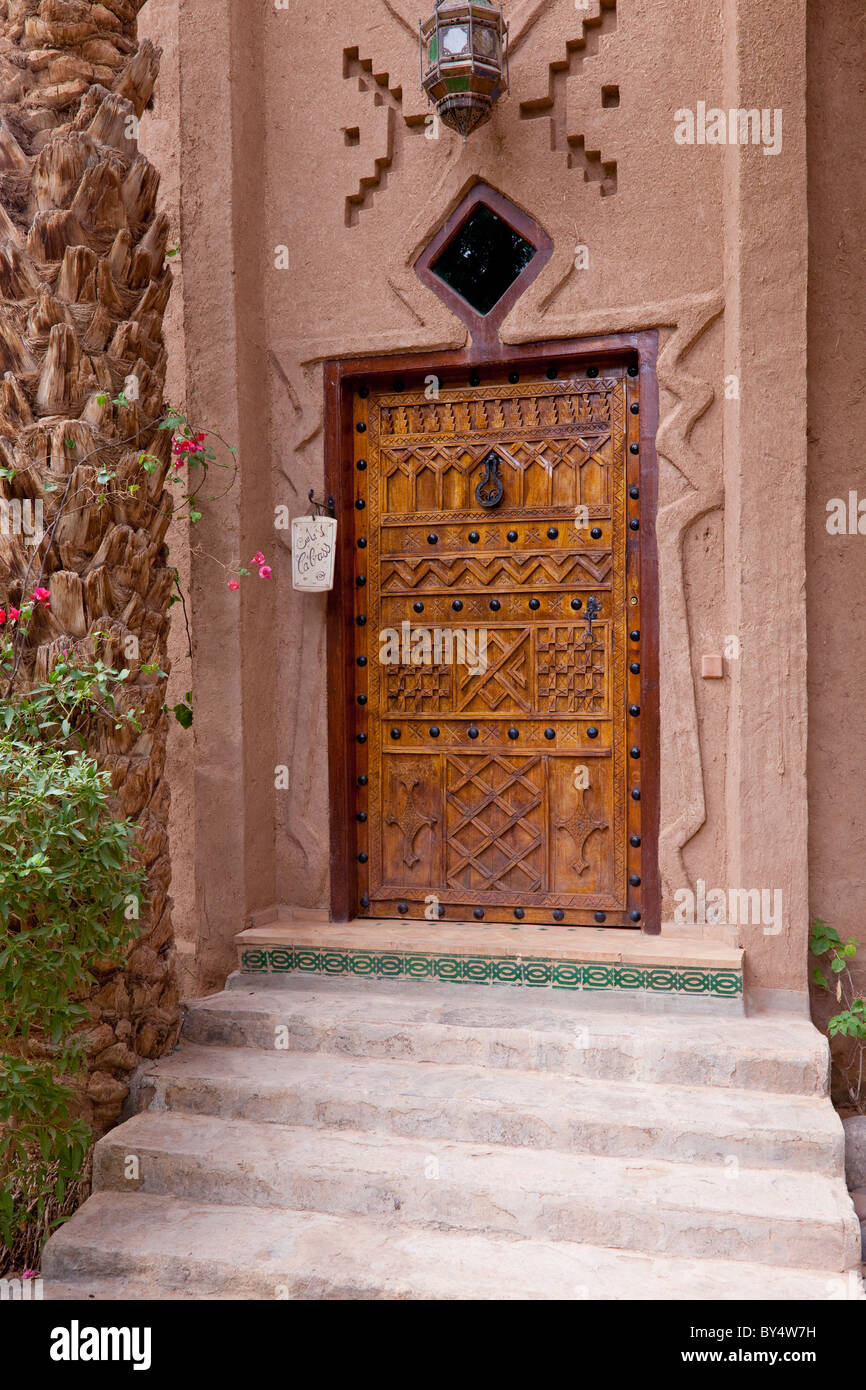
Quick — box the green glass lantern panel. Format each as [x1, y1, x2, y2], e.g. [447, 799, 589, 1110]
[430, 205, 536, 315]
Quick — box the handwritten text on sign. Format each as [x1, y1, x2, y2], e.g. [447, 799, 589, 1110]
[291, 515, 337, 591]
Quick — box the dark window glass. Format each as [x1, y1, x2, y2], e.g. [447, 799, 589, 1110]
[430, 205, 536, 316]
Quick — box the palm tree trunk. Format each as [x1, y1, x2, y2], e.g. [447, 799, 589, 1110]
[0, 0, 179, 1130]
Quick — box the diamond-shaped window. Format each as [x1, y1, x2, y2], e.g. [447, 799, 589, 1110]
[430, 204, 536, 316]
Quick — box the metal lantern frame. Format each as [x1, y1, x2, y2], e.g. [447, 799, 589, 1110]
[418, 1, 510, 138]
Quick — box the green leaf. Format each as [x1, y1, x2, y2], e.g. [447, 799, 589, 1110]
[170, 702, 193, 729]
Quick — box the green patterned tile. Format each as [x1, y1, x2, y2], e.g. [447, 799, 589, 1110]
[238, 941, 743, 1002]
[240, 949, 269, 972]
[405, 954, 435, 979]
[491, 958, 525, 985]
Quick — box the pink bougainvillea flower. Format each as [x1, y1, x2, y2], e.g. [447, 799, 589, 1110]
[172, 430, 207, 474]
[32, 586, 51, 607]
[0, 610, 5, 625]
[22, 1269, 37, 1280]
[258, 565, 272, 580]
[8, 607, 19, 623]
[252, 551, 266, 566]
[227, 578, 240, 591]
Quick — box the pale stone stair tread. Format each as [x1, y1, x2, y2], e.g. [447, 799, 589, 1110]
[140, 1043, 842, 1172]
[44, 976, 862, 1298]
[45, 1192, 862, 1302]
[186, 980, 830, 1094]
[91, 1110, 860, 1268]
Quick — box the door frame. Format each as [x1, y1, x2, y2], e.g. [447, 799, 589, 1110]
[324, 330, 661, 933]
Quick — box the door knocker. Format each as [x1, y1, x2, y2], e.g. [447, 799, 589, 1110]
[475, 450, 504, 509]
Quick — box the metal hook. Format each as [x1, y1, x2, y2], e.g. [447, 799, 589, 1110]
[584, 594, 601, 639]
[308, 489, 335, 518]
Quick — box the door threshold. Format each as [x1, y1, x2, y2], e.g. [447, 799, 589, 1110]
[235, 915, 743, 980]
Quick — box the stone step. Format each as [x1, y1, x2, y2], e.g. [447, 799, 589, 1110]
[92, 1111, 862, 1269]
[138, 1043, 843, 1174]
[42, 1192, 865, 1302]
[183, 977, 829, 1096]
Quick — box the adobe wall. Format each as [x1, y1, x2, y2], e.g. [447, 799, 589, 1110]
[158, 0, 813, 1002]
[805, 0, 866, 1071]
[138, 0, 196, 994]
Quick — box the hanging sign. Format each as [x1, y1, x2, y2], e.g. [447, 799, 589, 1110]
[291, 514, 337, 591]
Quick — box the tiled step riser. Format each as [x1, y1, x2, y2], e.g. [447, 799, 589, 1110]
[91, 1139, 856, 1270]
[234, 918, 746, 1018]
[144, 1072, 842, 1175]
[237, 956, 744, 1015]
[181, 1003, 829, 1097]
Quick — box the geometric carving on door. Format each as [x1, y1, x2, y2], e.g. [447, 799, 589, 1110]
[457, 629, 531, 712]
[446, 754, 544, 893]
[380, 552, 613, 591]
[537, 626, 607, 712]
[554, 785, 609, 876]
[385, 759, 439, 868]
[386, 664, 451, 712]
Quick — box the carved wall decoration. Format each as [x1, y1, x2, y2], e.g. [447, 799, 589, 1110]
[342, 47, 421, 227]
[653, 295, 725, 905]
[518, 0, 619, 194]
[344, 1, 620, 227]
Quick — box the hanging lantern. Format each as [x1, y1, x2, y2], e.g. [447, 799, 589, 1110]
[419, 1, 509, 140]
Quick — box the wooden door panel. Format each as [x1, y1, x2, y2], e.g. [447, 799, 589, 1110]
[352, 367, 641, 926]
[445, 754, 546, 897]
[380, 755, 441, 891]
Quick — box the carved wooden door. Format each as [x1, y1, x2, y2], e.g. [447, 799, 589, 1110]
[350, 364, 645, 927]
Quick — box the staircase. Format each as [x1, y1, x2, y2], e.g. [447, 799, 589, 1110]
[44, 973, 864, 1300]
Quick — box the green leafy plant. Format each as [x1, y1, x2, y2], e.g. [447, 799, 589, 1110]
[810, 919, 866, 1110]
[0, 650, 145, 1265]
